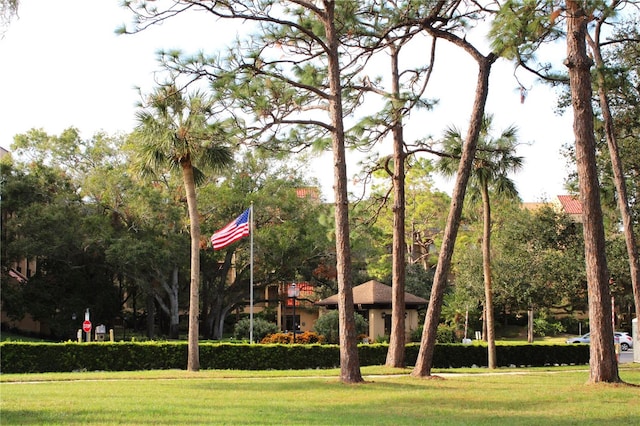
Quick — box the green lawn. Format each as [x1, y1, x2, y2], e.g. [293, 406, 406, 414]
[2, 365, 639, 425]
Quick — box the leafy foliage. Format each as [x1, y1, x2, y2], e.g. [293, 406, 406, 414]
[233, 318, 279, 342]
[533, 310, 566, 337]
[313, 310, 368, 344]
[1, 158, 120, 339]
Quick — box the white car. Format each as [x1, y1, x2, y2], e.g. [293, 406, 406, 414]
[566, 332, 633, 351]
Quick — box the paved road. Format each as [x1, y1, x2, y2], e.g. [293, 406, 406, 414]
[619, 349, 635, 364]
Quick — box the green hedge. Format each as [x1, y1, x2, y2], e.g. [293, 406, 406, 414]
[0, 342, 590, 374]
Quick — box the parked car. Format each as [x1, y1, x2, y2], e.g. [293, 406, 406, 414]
[566, 332, 633, 351]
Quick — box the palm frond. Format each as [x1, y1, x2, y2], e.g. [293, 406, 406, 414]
[200, 145, 234, 172]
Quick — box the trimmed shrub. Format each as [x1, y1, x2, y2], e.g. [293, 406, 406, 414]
[260, 331, 324, 344]
[1, 341, 590, 374]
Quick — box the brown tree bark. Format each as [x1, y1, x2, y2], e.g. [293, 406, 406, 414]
[586, 21, 640, 343]
[386, 42, 407, 369]
[323, 0, 363, 384]
[412, 50, 496, 377]
[564, 0, 619, 383]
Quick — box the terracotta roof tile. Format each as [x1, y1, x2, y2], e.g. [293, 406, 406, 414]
[557, 195, 582, 215]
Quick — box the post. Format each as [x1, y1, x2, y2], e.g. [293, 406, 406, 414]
[612, 295, 620, 362]
[464, 308, 468, 340]
[611, 295, 615, 330]
[249, 203, 254, 343]
[288, 283, 299, 343]
[609, 277, 616, 331]
[528, 308, 534, 343]
[85, 308, 91, 342]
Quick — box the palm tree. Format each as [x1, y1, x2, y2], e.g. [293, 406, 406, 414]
[132, 84, 234, 371]
[437, 114, 522, 369]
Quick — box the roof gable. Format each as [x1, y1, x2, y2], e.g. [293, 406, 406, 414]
[315, 280, 428, 306]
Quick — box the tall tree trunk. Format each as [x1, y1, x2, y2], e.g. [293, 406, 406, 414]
[153, 268, 180, 339]
[323, 0, 363, 384]
[146, 293, 155, 339]
[587, 26, 640, 337]
[413, 52, 496, 377]
[564, 0, 619, 383]
[201, 280, 214, 339]
[386, 42, 407, 368]
[211, 291, 225, 340]
[183, 161, 201, 372]
[168, 266, 180, 339]
[481, 184, 496, 369]
[216, 305, 233, 341]
[482, 306, 487, 341]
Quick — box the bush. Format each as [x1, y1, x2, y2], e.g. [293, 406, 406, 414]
[533, 312, 566, 337]
[233, 318, 279, 341]
[260, 331, 323, 344]
[373, 334, 389, 344]
[410, 324, 458, 343]
[0, 341, 591, 373]
[313, 310, 368, 344]
[409, 326, 422, 342]
[436, 324, 458, 343]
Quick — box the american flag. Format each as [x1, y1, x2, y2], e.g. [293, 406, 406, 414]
[211, 208, 251, 250]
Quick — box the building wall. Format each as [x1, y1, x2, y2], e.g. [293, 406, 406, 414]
[10, 258, 36, 280]
[2, 264, 47, 336]
[370, 308, 421, 341]
[280, 303, 318, 333]
[1, 310, 49, 336]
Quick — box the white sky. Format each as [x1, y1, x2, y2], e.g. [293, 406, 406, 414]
[1, 1, 575, 202]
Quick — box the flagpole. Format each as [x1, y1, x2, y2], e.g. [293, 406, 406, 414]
[249, 202, 254, 343]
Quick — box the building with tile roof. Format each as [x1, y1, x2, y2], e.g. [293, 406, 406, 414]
[555, 195, 583, 222]
[522, 195, 583, 223]
[316, 280, 428, 341]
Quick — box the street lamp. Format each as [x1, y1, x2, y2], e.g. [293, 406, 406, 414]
[288, 283, 300, 343]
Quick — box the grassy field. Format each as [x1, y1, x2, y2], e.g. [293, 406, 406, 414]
[2, 365, 639, 425]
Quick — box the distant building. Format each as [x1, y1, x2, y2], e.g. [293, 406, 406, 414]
[295, 187, 321, 202]
[1, 146, 48, 336]
[522, 195, 583, 223]
[555, 195, 583, 223]
[316, 280, 428, 341]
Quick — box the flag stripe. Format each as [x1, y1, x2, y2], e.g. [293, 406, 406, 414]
[211, 208, 251, 250]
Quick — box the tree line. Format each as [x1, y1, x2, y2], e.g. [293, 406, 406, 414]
[1, 128, 603, 343]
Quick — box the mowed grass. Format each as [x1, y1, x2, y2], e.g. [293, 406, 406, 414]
[1, 365, 639, 425]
